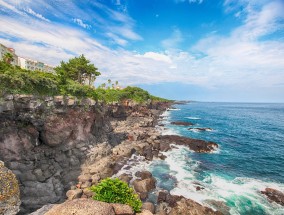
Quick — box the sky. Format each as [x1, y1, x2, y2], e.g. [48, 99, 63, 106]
[0, 0, 284, 102]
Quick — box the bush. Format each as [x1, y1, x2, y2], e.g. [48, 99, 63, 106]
[90, 178, 142, 212]
[60, 80, 97, 99]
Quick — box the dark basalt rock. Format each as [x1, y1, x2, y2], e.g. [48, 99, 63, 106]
[170, 121, 194, 126]
[261, 188, 284, 206]
[188, 127, 213, 132]
[160, 135, 218, 153]
[157, 191, 182, 207]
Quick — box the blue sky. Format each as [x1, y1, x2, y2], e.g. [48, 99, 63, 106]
[0, 0, 284, 102]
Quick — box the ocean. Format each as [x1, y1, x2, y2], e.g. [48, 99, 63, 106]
[150, 102, 284, 215]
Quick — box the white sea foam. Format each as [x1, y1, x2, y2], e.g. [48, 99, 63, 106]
[112, 154, 151, 183]
[185, 116, 201, 120]
[159, 145, 284, 214]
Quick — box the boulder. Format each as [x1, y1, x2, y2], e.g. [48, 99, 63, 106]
[135, 171, 152, 180]
[111, 203, 134, 215]
[261, 188, 284, 206]
[119, 173, 133, 184]
[169, 198, 223, 215]
[0, 161, 21, 215]
[142, 202, 155, 213]
[66, 189, 83, 200]
[45, 199, 115, 215]
[133, 177, 156, 193]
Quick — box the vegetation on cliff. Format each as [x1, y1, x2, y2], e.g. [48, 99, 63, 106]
[0, 57, 169, 103]
[90, 178, 142, 212]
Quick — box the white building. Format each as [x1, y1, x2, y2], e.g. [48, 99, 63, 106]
[1, 43, 54, 73]
[18, 57, 54, 73]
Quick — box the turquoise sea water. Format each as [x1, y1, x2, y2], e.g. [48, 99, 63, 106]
[150, 102, 284, 215]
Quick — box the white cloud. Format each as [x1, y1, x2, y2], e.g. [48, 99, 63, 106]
[141, 52, 172, 64]
[24, 8, 50, 22]
[0, 0, 283, 101]
[72, 18, 91, 29]
[106, 32, 128, 46]
[161, 28, 183, 49]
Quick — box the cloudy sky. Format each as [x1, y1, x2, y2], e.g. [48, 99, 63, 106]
[0, 0, 284, 102]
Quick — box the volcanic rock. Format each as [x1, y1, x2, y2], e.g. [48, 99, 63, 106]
[171, 121, 194, 126]
[160, 135, 218, 153]
[45, 199, 115, 215]
[261, 188, 284, 206]
[133, 177, 156, 193]
[142, 202, 155, 213]
[169, 198, 223, 215]
[111, 203, 134, 215]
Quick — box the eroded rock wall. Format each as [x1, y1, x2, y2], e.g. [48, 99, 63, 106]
[0, 95, 147, 214]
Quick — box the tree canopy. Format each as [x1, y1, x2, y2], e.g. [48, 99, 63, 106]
[55, 54, 101, 86]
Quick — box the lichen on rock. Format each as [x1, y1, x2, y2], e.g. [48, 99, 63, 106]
[0, 161, 21, 215]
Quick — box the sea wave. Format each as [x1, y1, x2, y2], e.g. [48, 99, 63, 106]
[185, 116, 201, 120]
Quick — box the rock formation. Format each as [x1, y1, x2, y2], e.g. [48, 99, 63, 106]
[0, 94, 170, 214]
[261, 188, 284, 206]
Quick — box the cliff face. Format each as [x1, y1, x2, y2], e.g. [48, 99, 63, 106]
[0, 95, 168, 214]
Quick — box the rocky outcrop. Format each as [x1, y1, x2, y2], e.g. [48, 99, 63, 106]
[157, 191, 224, 215]
[188, 128, 213, 132]
[160, 135, 218, 153]
[169, 198, 223, 215]
[170, 121, 194, 126]
[45, 199, 115, 215]
[261, 188, 284, 206]
[0, 161, 21, 215]
[0, 94, 171, 214]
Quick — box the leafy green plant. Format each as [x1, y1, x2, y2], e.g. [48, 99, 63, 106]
[90, 178, 142, 212]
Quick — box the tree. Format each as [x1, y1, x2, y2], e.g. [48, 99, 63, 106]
[55, 55, 101, 85]
[3, 53, 14, 64]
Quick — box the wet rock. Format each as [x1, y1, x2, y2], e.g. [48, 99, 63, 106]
[169, 198, 223, 215]
[135, 171, 153, 180]
[160, 135, 218, 153]
[188, 128, 213, 132]
[45, 199, 115, 215]
[157, 191, 182, 207]
[171, 121, 194, 126]
[205, 200, 230, 215]
[0, 161, 21, 215]
[159, 142, 171, 152]
[142, 146, 154, 160]
[196, 186, 204, 191]
[157, 191, 168, 203]
[119, 173, 133, 184]
[138, 192, 148, 201]
[261, 188, 284, 206]
[111, 203, 134, 215]
[142, 202, 155, 213]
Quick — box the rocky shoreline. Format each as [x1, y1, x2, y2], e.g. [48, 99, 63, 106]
[1, 95, 283, 214]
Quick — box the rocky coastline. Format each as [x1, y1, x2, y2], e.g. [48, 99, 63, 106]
[1, 95, 282, 214]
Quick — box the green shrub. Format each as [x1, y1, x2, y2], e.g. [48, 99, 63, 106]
[90, 178, 142, 212]
[60, 80, 97, 99]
